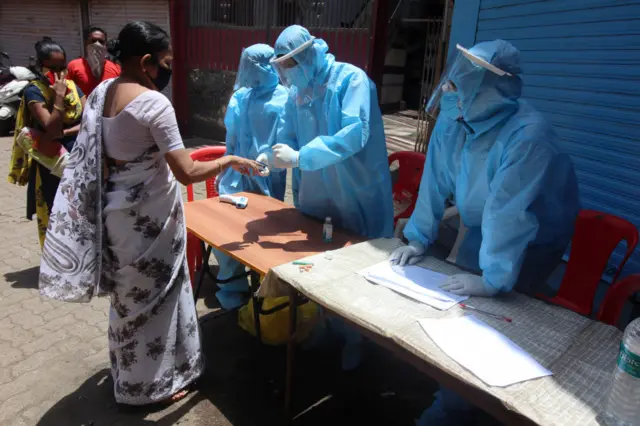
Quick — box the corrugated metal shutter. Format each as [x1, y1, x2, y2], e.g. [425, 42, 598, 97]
[0, 0, 82, 66]
[474, 0, 640, 278]
[89, 0, 172, 99]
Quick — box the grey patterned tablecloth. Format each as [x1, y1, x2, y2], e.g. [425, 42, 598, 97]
[259, 238, 622, 426]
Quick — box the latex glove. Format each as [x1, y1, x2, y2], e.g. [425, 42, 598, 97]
[51, 152, 69, 178]
[272, 143, 300, 169]
[255, 153, 271, 177]
[439, 274, 499, 297]
[389, 241, 426, 266]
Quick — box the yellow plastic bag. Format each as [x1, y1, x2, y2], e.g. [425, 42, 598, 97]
[238, 297, 321, 346]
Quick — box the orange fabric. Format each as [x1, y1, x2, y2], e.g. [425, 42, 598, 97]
[33, 137, 64, 157]
[67, 58, 121, 95]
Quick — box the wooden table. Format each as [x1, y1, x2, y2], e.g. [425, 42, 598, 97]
[184, 192, 364, 339]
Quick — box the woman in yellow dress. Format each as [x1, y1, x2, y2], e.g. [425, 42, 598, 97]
[7, 37, 85, 247]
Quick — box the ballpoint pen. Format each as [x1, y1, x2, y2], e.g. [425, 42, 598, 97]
[459, 303, 513, 323]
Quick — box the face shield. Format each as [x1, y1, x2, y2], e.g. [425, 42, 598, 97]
[234, 48, 251, 91]
[234, 45, 280, 92]
[425, 44, 513, 119]
[270, 37, 315, 88]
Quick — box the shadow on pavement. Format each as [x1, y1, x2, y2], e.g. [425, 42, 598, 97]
[36, 368, 205, 426]
[36, 302, 437, 425]
[5, 266, 39, 289]
[194, 309, 438, 426]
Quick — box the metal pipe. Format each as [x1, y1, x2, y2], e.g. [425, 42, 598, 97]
[403, 18, 444, 23]
[388, 0, 403, 24]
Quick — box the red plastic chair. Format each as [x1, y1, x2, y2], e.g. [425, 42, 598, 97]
[541, 210, 638, 316]
[388, 151, 426, 226]
[185, 146, 226, 284]
[598, 274, 640, 326]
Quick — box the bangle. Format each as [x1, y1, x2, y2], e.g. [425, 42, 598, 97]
[53, 104, 65, 112]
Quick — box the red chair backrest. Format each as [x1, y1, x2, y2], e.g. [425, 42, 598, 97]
[554, 210, 638, 315]
[598, 274, 640, 326]
[388, 151, 426, 225]
[186, 146, 226, 201]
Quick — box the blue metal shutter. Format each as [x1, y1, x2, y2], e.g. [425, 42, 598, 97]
[471, 0, 640, 279]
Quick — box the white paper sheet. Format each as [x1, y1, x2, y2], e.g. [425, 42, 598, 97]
[419, 315, 553, 387]
[358, 261, 467, 310]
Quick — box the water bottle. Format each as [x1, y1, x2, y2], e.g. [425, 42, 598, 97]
[323, 217, 333, 243]
[603, 317, 640, 426]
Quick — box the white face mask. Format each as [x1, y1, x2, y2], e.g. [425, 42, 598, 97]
[86, 42, 107, 80]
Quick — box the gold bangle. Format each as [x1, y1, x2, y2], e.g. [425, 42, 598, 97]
[53, 104, 65, 112]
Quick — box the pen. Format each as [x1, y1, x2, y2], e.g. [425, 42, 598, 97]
[293, 261, 314, 266]
[459, 303, 513, 323]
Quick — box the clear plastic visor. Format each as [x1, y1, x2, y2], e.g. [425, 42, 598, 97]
[234, 48, 250, 91]
[270, 38, 314, 88]
[424, 44, 512, 118]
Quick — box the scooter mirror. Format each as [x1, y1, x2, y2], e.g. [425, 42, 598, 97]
[0, 53, 11, 67]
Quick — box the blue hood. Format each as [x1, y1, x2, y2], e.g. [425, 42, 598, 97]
[236, 43, 279, 96]
[452, 40, 524, 136]
[274, 25, 334, 87]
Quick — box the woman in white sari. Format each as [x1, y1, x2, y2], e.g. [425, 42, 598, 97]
[38, 21, 262, 405]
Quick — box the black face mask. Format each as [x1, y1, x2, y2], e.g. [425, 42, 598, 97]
[146, 64, 172, 91]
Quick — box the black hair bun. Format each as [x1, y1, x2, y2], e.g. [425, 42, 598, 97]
[35, 36, 53, 50]
[107, 39, 121, 58]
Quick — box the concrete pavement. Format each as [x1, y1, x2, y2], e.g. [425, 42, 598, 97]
[0, 137, 224, 425]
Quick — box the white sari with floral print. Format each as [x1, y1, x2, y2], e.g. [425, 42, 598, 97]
[39, 79, 203, 405]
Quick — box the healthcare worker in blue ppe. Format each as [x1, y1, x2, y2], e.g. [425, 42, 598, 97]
[390, 40, 580, 425]
[268, 25, 395, 370]
[213, 44, 288, 310]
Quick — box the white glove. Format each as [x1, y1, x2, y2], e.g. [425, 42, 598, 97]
[51, 152, 69, 178]
[389, 241, 426, 266]
[439, 274, 499, 297]
[255, 153, 271, 177]
[272, 143, 300, 169]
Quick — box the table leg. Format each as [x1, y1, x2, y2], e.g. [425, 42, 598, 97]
[250, 271, 263, 345]
[285, 287, 299, 422]
[194, 240, 211, 302]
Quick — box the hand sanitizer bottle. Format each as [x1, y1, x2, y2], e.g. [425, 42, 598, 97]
[323, 217, 333, 243]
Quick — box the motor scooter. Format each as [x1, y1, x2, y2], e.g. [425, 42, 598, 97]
[0, 53, 36, 136]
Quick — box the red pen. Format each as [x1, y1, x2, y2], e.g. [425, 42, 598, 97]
[459, 303, 513, 323]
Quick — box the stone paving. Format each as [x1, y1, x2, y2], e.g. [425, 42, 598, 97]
[0, 138, 219, 425]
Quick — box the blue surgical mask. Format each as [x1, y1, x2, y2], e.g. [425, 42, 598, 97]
[285, 66, 311, 88]
[439, 91, 461, 120]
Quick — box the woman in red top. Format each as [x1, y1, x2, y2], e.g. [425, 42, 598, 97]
[67, 26, 121, 95]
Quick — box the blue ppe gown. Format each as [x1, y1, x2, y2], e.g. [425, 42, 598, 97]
[274, 25, 394, 239]
[214, 44, 288, 310]
[410, 40, 580, 425]
[273, 26, 394, 371]
[404, 39, 580, 296]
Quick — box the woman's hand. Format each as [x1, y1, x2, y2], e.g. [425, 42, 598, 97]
[227, 155, 263, 176]
[51, 71, 67, 100]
